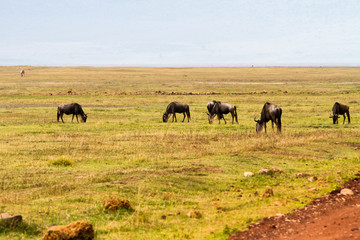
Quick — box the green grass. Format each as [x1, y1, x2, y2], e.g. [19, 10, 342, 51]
[0, 66, 360, 239]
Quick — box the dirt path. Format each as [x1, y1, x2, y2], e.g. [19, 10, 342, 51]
[230, 174, 360, 240]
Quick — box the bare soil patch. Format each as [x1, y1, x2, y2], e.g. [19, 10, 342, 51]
[229, 174, 360, 240]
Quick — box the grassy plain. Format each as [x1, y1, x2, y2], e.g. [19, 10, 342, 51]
[0, 66, 359, 239]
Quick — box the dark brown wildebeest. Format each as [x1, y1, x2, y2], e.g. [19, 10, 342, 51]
[163, 102, 190, 122]
[57, 103, 88, 123]
[254, 102, 282, 133]
[20, 69, 25, 77]
[208, 101, 238, 124]
[330, 102, 350, 124]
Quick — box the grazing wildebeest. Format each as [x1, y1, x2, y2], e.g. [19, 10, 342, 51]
[254, 102, 282, 133]
[208, 101, 238, 124]
[20, 69, 25, 77]
[57, 103, 87, 123]
[330, 102, 350, 124]
[163, 102, 190, 122]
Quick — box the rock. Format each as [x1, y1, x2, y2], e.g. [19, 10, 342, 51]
[42, 221, 94, 240]
[308, 176, 318, 182]
[316, 178, 324, 184]
[271, 167, 282, 173]
[0, 213, 22, 228]
[234, 188, 242, 193]
[258, 167, 282, 175]
[263, 187, 274, 198]
[187, 211, 202, 219]
[258, 168, 271, 174]
[102, 198, 133, 211]
[340, 188, 354, 196]
[295, 173, 310, 178]
[244, 172, 254, 177]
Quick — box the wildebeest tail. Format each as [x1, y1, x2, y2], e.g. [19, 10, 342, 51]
[277, 108, 282, 132]
[347, 110, 350, 123]
[234, 106, 238, 123]
[57, 107, 60, 122]
[186, 105, 191, 120]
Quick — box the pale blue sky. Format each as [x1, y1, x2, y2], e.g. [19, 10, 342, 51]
[0, 0, 359, 66]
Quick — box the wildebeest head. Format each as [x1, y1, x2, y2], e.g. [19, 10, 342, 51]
[254, 117, 263, 133]
[330, 114, 339, 124]
[208, 112, 216, 124]
[82, 114, 88, 123]
[163, 112, 169, 122]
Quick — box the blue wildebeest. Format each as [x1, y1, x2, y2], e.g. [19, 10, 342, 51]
[57, 103, 88, 123]
[254, 102, 282, 133]
[20, 69, 25, 77]
[330, 102, 350, 124]
[163, 102, 191, 122]
[208, 101, 238, 124]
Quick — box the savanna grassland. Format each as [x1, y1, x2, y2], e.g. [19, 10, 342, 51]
[0, 66, 360, 239]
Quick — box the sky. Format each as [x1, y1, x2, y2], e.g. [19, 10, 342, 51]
[0, 0, 359, 67]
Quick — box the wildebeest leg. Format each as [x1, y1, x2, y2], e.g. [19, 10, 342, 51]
[60, 113, 64, 123]
[271, 120, 274, 131]
[343, 114, 346, 124]
[223, 116, 227, 124]
[76, 114, 79, 123]
[72, 114, 75, 122]
[264, 123, 267, 133]
[182, 112, 186, 122]
[231, 112, 234, 124]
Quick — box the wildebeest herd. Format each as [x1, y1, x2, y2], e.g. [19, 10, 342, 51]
[57, 101, 350, 133]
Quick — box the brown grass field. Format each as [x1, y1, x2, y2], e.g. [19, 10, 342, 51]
[0, 66, 359, 239]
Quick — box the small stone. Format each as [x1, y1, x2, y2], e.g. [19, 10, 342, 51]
[42, 221, 94, 240]
[102, 198, 133, 211]
[308, 176, 318, 182]
[244, 172, 254, 177]
[0, 213, 22, 228]
[234, 188, 242, 193]
[263, 187, 274, 198]
[271, 167, 282, 173]
[316, 178, 324, 184]
[340, 188, 354, 196]
[295, 173, 310, 178]
[258, 168, 271, 174]
[187, 211, 202, 219]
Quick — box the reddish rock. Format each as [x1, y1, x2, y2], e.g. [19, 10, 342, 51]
[42, 221, 94, 240]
